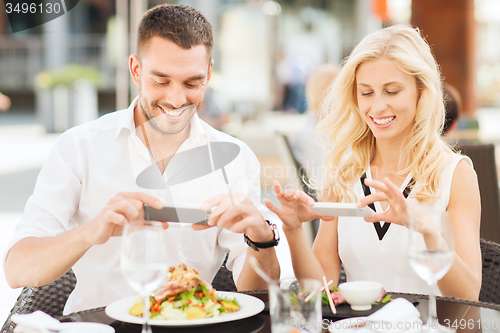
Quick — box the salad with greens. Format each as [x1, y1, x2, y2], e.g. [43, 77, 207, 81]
[129, 263, 240, 320]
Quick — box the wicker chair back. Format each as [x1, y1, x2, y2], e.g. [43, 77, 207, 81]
[480, 238, 500, 304]
[211, 264, 237, 292]
[458, 143, 500, 243]
[1, 269, 77, 333]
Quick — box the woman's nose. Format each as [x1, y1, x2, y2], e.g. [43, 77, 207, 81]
[371, 94, 387, 113]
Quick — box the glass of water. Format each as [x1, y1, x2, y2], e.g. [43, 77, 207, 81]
[408, 212, 455, 333]
[269, 278, 323, 333]
[121, 221, 168, 333]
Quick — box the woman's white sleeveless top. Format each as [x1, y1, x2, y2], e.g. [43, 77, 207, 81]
[337, 154, 472, 294]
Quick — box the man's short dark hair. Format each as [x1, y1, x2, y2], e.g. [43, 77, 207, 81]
[137, 4, 213, 61]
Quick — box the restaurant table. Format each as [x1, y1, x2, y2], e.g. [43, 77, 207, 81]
[59, 291, 500, 333]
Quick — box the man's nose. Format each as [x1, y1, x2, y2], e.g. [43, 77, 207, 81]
[165, 84, 187, 109]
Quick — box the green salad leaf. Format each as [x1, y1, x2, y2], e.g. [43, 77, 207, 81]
[321, 286, 340, 305]
[177, 289, 195, 301]
[372, 294, 393, 305]
[289, 291, 299, 304]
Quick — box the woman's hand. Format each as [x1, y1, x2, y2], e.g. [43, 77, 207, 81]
[264, 180, 335, 231]
[356, 177, 413, 228]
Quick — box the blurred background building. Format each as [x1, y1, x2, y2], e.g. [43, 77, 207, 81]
[0, 0, 496, 134]
[1, 0, 500, 323]
[0, 0, 495, 128]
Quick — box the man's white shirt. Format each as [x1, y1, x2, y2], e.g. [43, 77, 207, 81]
[3, 97, 266, 314]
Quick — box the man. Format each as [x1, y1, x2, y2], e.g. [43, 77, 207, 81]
[4, 4, 279, 314]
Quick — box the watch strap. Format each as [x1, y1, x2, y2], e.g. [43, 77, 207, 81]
[244, 220, 279, 251]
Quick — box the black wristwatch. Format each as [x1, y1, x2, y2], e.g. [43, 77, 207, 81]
[244, 220, 280, 251]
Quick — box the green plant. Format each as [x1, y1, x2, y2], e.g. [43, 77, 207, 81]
[35, 64, 102, 88]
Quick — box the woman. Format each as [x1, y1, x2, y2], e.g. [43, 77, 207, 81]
[264, 25, 481, 301]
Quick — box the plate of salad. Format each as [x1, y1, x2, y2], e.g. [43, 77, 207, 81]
[105, 263, 265, 326]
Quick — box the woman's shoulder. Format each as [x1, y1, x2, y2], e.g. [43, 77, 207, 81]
[452, 155, 477, 183]
[454, 152, 473, 167]
[440, 152, 473, 176]
[449, 154, 480, 211]
[412, 152, 471, 203]
[444, 153, 477, 199]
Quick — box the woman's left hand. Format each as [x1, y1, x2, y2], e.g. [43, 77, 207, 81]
[356, 177, 412, 228]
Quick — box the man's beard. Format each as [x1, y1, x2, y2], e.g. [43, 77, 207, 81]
[140, 99, 198, 135]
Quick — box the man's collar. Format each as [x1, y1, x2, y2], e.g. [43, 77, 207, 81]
[114, 96, 139, 138]
[183, 112, 207, 148]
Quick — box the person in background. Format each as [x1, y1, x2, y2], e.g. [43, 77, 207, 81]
[290, 64, 340, 182]
[265, 24, 481, 301]
[197, 86, 227, 131]
[0, 92, 11, 111]
[442, 82, 461, 135]
[4, 4, 279, 314]
[277, 53, 313, 114]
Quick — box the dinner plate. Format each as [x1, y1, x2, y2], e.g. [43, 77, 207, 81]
[328, 317, 368, 333]
[105, 291, 265, 326]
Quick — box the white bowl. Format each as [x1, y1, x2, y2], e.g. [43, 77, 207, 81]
[338, 281, 383, 311]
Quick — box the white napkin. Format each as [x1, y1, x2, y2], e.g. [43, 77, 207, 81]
[11, 311, 114, 333]
[366, 298, 422, 333]
[12, 311, 62, 333]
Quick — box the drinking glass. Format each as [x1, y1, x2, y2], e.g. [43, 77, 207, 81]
[121, 221, 168, 333]
[408, 212, 455, 333]
[269, 278, 323, 333]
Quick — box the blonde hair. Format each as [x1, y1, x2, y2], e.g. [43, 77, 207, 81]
[317, 24, 454, 203]
[305, 64, 340, 116]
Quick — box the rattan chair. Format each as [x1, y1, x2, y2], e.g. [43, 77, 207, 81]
[480, 238, 500, 304]
[457, 143, 500, 244]
[339, 266, 347, 284]
[1, 269, 77, 333]
[211, 263, 238, 292]
[211, 254, 238, 292]
[277, 133, 320, 237]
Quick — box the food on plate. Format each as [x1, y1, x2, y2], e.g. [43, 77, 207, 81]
[129, 263, 240, 320]
[322, 286, 392, 306]
[129, 301, 143, 317]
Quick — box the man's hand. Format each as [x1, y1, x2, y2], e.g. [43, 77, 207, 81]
[199, 192, 280, 291]
[4, 192, 164, 289]
[82, 192, 164, 246]
[197, 193, 274, 242]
